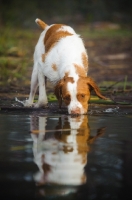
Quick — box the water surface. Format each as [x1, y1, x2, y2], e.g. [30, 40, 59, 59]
[0, 111, 132, 200]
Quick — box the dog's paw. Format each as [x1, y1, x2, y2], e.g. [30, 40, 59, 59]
[23, 100, 34, 107]
[34, 101, 48, 108]
[15, 97, 32, 107]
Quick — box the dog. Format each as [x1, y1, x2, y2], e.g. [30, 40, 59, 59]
[24, 18, 107, 114]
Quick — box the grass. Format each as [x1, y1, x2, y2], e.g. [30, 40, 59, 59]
[0, 27, 39, 85]
[78, 26, 132, 39]
[100, 79, 132, 91]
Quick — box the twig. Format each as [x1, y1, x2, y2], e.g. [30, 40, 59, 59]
[106, 78, 123, 90]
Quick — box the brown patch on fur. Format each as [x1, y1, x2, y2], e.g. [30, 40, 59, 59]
[52, 63, 57, 71]
[76, 78, 91, 113]
[64, 71, 70, 78]
[54, 79, 64, 108]
[42, 53, 46, 62]
[44, 24, 73, 53]
[81, 52, 88, 72]
[74, 64, 87, 77]
[61, 77, 75, 106]
[63, 76, 74, 84]
[85, 77, 107, 100]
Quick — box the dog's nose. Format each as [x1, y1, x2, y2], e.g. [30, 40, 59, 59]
[71, 108, 81, 115]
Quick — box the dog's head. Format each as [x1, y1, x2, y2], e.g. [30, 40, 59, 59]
[54, 76, 107, 114]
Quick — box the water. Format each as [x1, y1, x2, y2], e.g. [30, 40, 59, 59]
[0, 110, 132, 200]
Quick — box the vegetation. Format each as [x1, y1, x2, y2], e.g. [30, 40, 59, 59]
[1, 0, 132, 27]
[0, 28, 39, 85]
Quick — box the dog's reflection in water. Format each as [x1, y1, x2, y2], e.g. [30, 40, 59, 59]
[30, 115, 105, 186]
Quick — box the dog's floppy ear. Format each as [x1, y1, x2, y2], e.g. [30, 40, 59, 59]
[35, 18, 48, 30]
[54, 80, 64, 108]
[86, 77, 107, 100]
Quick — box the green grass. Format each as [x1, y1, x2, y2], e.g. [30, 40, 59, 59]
[0, 27, 39, 85]
[78, 27, 132, 39]
[100, 80, 132, 91]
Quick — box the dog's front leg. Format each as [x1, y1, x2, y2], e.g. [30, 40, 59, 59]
[34, 67, 48, 108]
[24, 65, 38, 107]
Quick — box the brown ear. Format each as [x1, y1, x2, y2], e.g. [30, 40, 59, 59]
[86, 77, 107, 100]
[54, 80, 64, 108]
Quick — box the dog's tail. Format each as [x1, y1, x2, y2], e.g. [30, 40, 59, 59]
[35, 18, 48, 30]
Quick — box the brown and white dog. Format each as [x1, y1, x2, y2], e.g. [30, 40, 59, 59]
[24, 18, 106, 114]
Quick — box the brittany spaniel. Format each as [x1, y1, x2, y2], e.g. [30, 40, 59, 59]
[24, 18, 106, 114]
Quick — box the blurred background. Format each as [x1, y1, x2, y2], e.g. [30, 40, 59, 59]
[0, 0, 132, 98]
[0, 0, 132, 27]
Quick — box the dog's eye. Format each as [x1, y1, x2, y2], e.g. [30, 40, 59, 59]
[64, 95, 70, 101]
[80, 94, 85, 98]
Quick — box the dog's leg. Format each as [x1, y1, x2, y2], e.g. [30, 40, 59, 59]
[34, 68, 48, 108]
[24, 65, 38, 107]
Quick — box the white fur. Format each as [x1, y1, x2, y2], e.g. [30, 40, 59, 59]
[24, 22, 88, 111]
[67, 81, 84, 114]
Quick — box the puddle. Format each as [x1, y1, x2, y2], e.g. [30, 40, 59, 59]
[0, 111, 132, 200]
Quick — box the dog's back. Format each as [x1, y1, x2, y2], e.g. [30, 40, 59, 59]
[35, 19, 88, 83]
